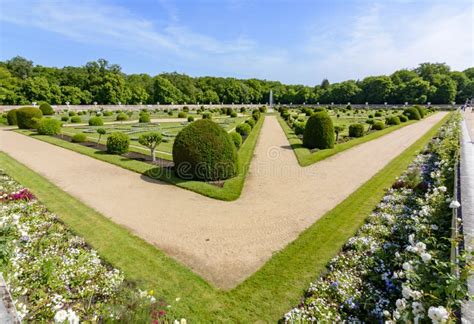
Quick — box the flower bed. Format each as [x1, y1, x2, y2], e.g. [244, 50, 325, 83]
[0, 171, 184, 322]
[285, 113, 468, 323]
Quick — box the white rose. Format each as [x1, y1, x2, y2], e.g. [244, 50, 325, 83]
[421, 252, 432, 263]
[54, 310, 68, 323]
[428, 306, 449, 323]
[396, 298, 406, 310]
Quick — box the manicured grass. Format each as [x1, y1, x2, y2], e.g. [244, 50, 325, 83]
[278, 115, 419, 166]
[15, 116, 264, 201]
[0, 113, 450, 322]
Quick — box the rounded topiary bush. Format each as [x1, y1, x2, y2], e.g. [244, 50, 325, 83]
[403, 108, 421, 120]
[103, 111, 113, 117]
[245, 118, 255, 128]
[302, 111, 335, 149]
[236, 123, 252, 136]
[202, 112, 212, 119]
[88, 116, 104, 126]
[139, 113, 151, 123]
[230, 111, 238, 118]
[106, 132, 130, 154]
[187, 116, 194, 122]
[116, 113, 128, 121]
[70, 116, 82, 123]
[172, 119, 238, 181]
[252, 110, 261, 121]
[373, 121, 385, 130]
[61, 116, 69, 122]
[398, 114, 408, 123]
[230, 131, 242, 149]
[37, 118, 61, 135]
[294, 121, 306, 136]
[178, 111, 187, 118]
[374, 112, 382, 117]
[68, 111, 76, 117]
[386, 116, 401, 125]
[349, 123, 365, 137]
[414, 105, 426, 118]
[72, 133, 87, 143]
[7, 109, 17, 125]
[39, 102, 54, 115]
[16, 107, 43, 129]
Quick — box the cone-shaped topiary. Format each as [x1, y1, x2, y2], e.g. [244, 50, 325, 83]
[303, 111, 335, 149]
[39, 102, 54, 115]
[16, 107, 43, 129]
[173, 119, 238, 181]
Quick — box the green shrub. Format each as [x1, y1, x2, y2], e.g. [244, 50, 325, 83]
[303, 111, 335, 149]
[368, 114, 374, 118]
[178, 111, 187, 118]
[139, 113, 151, 123]
[374, 112, 382, 117]
[187, 116, 194, 122]
[37, 118, 61, 135]
[294, 121, 306, 136]
[373, 121, 385, 130]
[16, 107, 43, 129]
[334, 125, 345, 141]
[230, 111, 238, 118]
[230, 131, 242, 149]
[182, 106, 189, 112]
[398, 114, 408, 122]
[413, 105, 426, 118]
[245, 118, 255, 128]
[236, 123, 252, 136]
[173, 119, 238, 181]
[281, 111, 290, 120]
[366, 119, 375, 125]
[88, 116, 104, 126]
[386, 116, 401, 125]
[70, 116, 82, 123]
[403, 107, 421, 120]
[202, 112, 212, 119]
[259, 106, 267, 113]
[252, 110, 261, 121]
[103, 111, 113, 116]
[314, 107, 326, 112]
[106, 132, 130, 154]
[71, 133, 87, 143]
[68, 111, 76, 117]
[167, 111, 173, 116]
[39, 102, 54, 115]
[348, 124, 365, 137]
[61, 116, 69, 122]
[6, 109, 17, 125]
[240, 107, 246, 113]
[116, 113, 128, 121]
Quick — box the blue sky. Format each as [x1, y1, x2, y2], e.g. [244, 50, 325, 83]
[0, 0, 472, 85]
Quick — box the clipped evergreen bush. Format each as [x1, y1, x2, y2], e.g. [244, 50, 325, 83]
[68, 111, 76, 117]
[403, 107, 421, 120]
[106, 132, 130, 154]
[187, 116, 194, 122]
[398, 114, 408, 122]
[116, 113, 128, 121]
[245, 118, 255, 128]
[202, 112, 212, 119]
[230, 111, 238, 118]
[386, 116, 401, 125]
[172, 119, 238, 181]
[413, 105, 426, 118]
[39, 102, 54, 115]
[236, 123, 252, 136]
[349, 123, 365, 137]
[37, 118, 61, 135]
[252, 110, 261, 121]
[178, 111, 187, 118]
[16, 107, 43, 129]
[294, 121, 306, 136]
[230, 131, 242, 149]
[6, 109, 17, 125]
[139, 113, 151, 123]
[61, 116, 69, 122]
[302, 111, 335, 149]
[374, 112, 382, 117]
[373, 121, 385, 130]
[88, 116, 104, 126]
[70, 116, 82, 123]
[71, 133, 87, 143]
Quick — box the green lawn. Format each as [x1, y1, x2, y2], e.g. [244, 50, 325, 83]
[16, 116, 264, 201]
[0, 113, 451, 322]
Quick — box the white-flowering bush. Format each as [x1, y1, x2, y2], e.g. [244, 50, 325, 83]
[285, 113, 468, 323]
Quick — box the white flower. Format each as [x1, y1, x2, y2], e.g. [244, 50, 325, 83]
[449, 200, 461, 209]
[402, 262, 413, 271]
[402, 285, 412, 299]
[421, 252, 432, 263]
[409, 234, 415, 245]
[428, 306, 449, 323]
[412, 301, 424, 314]
[438, 186, 447, 192]
[431, 224, 439, 230]
[67, 309, 80, 324]
[415, 242, 426, 252]
[180, 319, 187, 324]
[396, 298, 406, 310]
[54, 310, 68, 323]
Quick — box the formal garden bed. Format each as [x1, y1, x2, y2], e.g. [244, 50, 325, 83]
[284, 113, 468, 322]
[0, 171, 186, 322]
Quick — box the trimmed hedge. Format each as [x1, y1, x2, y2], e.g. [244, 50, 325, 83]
[294, 121, 306, 136]
[71, 133, 87, 143]
[139, 113, 151, 123]
[303, 111, 335, 149]
[7, 109, 17, 125]
[349, 124, 365, 137]
[252, 110, 261, 121]
[116, 113, 128, 121]
[230, 131, 242, 149]
[187, 116, 194, 122]
[236, 123, 252, 136]
[178, 112, 187, 118]
[172, 119, 238, 181]
[88, 116, 104, 126]
[39, 102, 54, 115]
[245, 118, 255, 128]
[37, 118, 62, 135]
[202, 112, 212, 119]
[16, 107, 43, 129]
[230, 111, 238, 118]
[106, 132, 130, 154]
[373, 121, 385, 130]
[61, 116, 69, 122]
[68, 111, 76, 117]
[403, 107, 421, 120]
[386, 116, 401, 125]
[70, 116, 82, 123]
[398, 115, 408, 123]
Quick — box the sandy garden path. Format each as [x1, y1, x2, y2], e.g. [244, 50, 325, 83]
[0, 112, 447, 289]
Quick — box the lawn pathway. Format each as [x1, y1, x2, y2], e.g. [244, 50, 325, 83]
[0, 112, 447, 289]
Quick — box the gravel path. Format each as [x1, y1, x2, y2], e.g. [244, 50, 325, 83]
[0, 113, 447, 289]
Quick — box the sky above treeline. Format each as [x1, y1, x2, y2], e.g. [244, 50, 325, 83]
[0, 0, 472, 85]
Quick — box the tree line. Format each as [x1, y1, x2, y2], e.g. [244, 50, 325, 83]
[0, 56, 473, 106]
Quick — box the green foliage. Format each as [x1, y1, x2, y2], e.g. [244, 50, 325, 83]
[6, 109, 17, 125]
[252, 110, 261, 121]
[71, 133, 87, 143]
[202, 112, 212, 119]
[178, 111, 187, 118]
[106, 132, 130, 154]
[230, 131, 242, 149]
[230, 111, 238, 118]
[61, 116, 69, 122]
[37, 118, 61, 135]
[413, 105, 426, 118]
[245, 118, 255, 128]
[398, 114, 408, 123]
[88, 116, 104, 126]
[236, 123, 252, 136]
[139, 113, 151, 123]
[385, 116, 401, 125]
[293, 121, 306, 136]
[172, 119, 238, 181]
[39, 102, 54, 115]
[103, 111, 113, 117]
[403, 107, 421, 120]
[138, 132, 162, 161]
[348, 123, 365, 137]
[116, 113, 128, 121]
[187, 116, 194, 122]
[303, 111, 335, 149]
[16, 107, 43, 129]
[374, 112, 382, 117]
[68, 111, 76, 117]
[70, 116, 82, 123]
[372, 121, 385, 130]
[334, 125, 345, 141]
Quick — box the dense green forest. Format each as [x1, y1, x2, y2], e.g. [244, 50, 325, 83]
[0, 56, 473, 105]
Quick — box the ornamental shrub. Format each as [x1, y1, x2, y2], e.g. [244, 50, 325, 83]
[373, 121, 385, 130]
[182, 106, 189, 112]
[230, 131, 242, 149]
[39, 102, 54, 115]
[240, 107, 246, 113]
[178, 111, 187, 118]
[230, 111, 238, 118]
[259, 106, 267, 113]
[116, 113, 128, 121]
[245, 118, 255, 128]
[202, 112, 212, 119]
[386, 116, 401, 125]
[303, 111, 335, 149]
[294, 121, 306, 136]
[71, 133, 87, 143]
[403, 107, 421, 120]
[16, 107, 43, 129]
[70, 116, 82, 123]
[88, 116, 104, 126]
[7, 109, 17, 125]
[281, 111, 290, 120]
[236, 123, 252, 136]
[349, 123, 365, 138]
[61, 116, 69, 122]
[366, 119, 375, 125]
[252, 110, 261, 121]
[37, 118, 61, 135]
[139, 113, 151, 123]
[106, 132, 130, 154]
[68, 111, 76, 117]
[374, 112, 382, 117]
[103, 111, 113, 116]
[398, 114, 408, 122]
[414, 105, 426, 118]
[172, 119, 238, 181]
[187, 116, 194, 122]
